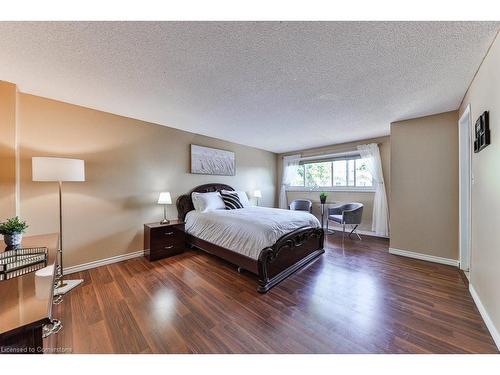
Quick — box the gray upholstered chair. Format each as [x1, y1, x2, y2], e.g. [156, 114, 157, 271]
[289, 199, 313, 213]
[326, 202, 364, 240]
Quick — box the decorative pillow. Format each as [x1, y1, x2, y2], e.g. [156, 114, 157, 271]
[191, 192, 225, 212]
[220, 191, 244, 210]
[221, 190, 250, 207]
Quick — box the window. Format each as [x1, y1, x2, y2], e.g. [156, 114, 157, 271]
[305, 161, 332, 187]
[289, 155, 373, 190]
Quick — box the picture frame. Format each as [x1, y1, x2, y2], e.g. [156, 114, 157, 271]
[190, 144, 236, 176]
[474, 111, 490, 153]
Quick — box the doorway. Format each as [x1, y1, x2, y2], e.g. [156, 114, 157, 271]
[459, 104, 472, 277]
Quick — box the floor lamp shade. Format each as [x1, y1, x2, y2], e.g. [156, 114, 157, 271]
[32, 157, 85, 182]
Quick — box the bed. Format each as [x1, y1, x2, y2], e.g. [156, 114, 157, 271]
[176, 183, 325, 293]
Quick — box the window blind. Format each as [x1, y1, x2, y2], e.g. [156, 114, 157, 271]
[298, 152, 361, 165]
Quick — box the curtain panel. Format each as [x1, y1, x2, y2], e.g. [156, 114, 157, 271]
[279, 154, 301, 209]
[357, 143, 389, 236]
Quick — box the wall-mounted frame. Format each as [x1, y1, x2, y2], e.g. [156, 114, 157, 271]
[190, 144, 235, 176]
[474, 111, 490, 153]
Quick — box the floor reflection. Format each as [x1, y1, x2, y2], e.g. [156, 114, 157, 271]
[151, 288, 177, 327]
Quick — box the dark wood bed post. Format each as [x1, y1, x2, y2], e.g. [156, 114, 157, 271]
[176, 184, 325, 293]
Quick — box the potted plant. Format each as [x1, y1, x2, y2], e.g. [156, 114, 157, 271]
[0, 217, 29, 249]
[319, 192, 328, 204]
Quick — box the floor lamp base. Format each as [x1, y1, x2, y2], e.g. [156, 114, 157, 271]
[54, 279, 84, 296]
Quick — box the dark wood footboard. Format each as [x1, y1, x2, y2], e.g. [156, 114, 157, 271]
[186, 227, 324, 293]
[257, 226, 325, 293]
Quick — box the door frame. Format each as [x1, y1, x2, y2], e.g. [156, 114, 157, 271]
[458, 104, 472, 272]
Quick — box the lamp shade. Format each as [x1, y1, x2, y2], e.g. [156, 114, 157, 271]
[254, 190, 262, 198]
[158, 192, 172, 205]
[32, 157, 85, 182]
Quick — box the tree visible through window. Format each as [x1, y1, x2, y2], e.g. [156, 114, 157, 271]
[290, 156, 373, 188]
[305, 162, 331, 187]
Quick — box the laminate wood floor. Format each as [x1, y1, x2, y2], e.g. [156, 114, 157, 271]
[45, 234, 498, 353]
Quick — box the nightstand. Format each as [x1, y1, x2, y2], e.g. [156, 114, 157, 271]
[144, 220, 185, 261]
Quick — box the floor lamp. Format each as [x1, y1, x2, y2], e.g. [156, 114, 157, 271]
[32, 157, 85, 299]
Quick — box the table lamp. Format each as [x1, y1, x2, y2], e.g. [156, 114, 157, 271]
[254, 190, 262, 206]
[158, 192, 172, 224]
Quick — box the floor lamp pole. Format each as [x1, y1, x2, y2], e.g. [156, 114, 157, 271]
[46, 181, 65, 329]
[58, 181, 64, 280]
[54, 180, 83, 300]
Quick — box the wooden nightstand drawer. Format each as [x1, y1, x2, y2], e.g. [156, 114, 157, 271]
[147, 244, 183, 260]
[144, 221, 185, 261]
[150, 236, 185, 253]
[151, 225, 184, 241]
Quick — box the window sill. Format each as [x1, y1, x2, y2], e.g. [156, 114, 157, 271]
[286, 187, 376, 193]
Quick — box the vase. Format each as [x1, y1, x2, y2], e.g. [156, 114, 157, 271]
[320, 196, 327, 204]
[4, 233, 22, 248]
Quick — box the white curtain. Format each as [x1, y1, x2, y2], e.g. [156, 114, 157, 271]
[357, 143, 389, 236]
[279, 154, 301, 209]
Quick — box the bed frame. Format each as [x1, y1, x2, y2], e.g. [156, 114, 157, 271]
[176, 183, 325, 293]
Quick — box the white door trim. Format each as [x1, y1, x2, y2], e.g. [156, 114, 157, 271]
[458, 104, 472, 272]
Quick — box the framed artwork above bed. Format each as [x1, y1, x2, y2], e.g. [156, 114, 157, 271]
[190, 144, 235, 176]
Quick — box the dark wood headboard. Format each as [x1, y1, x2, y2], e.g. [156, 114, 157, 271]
[176, 183, 234, 221]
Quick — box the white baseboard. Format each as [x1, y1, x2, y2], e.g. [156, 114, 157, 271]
[469, 284, 500, 351]
[64, 250, 144, 275]
[389, 247, 459, 267]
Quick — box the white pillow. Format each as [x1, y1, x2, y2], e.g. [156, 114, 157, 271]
[191, 192, 225, 212]
[221, 190, 250, 207]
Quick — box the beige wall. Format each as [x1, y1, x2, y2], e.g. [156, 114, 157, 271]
[390, 111, 459, 260]
[459, 32, 500, 342]
[15, 92, 276, 267]
[277, 136, 390, 233]
[0, 81, 17, 220]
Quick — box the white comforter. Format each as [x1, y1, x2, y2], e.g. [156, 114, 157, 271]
[185, 206, 320, 260]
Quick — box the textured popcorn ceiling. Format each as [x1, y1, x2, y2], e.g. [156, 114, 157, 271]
[0, 21, 498, 153]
